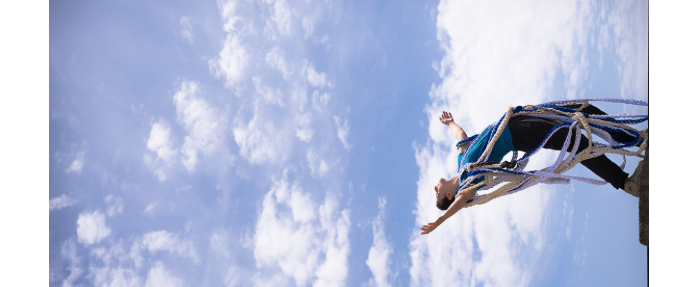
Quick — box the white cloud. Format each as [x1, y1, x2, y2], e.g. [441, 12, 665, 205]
[209, 34, 249, 89]
[427, 0, 595, 140]
[77, 210, 112, 245]
[290, 86, 309, 111]
[253, 76, 285, 107]
[210, 230, 231, 258]
[409, 0, 608, 285]
[179, 16, 195, 43]
[318, 161, 329, 176]
[306, 63, 328, 88]
[366, 196, 393, 287]
[89, 240, 130, 266]
[562, 188, 575, 240]
[333, 115, 351, 149]
[302, 16, 314, 39]
[295, 112, 313, 142]
[223, 266, 245, 287]
[205, 2, 353, 283]
[104, 195, 124, 217]
[312, 197, 351, 287]
[266, 46, 292, 79]
[67, 151, 85, 174]
[144, 118, 177, 181]
[253, 272, 290, 287]
[176, 185, 193, 193]
[50, 194, 76, 211]
[62, 226, 201, 287]
[306, 148, 329, 177]
[145, 262, 184, 287]
[90, 267, 141, 287]
[61, 239, 83, 287]
[139, 230, 199, 263]
[80, 238, 143, 287]
[144, 203, 157, 213]
[263, 0, 292, 36]
[143, 154, 168, 181]
[311, 90, 331, 112]
[209, 0, 345, 172]
[232, 103, 289, 165]
[599, 0, 648, 102]
[147, 119, 177, 163]
[253, 173, 351, 286]
[218, 0, 252, 36]
[217, 0, 238, 27]
[173, 81, 225, 172]
[223, 266, 290, 287]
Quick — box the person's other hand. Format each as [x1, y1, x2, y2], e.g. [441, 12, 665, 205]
[420, 217, 444, 235]
[439, 111, 454, 126]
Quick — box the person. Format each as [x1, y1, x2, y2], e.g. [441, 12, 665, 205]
[421, 104, 646, 235]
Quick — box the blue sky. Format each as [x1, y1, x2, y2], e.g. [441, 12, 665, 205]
[45, 0, 650, 286]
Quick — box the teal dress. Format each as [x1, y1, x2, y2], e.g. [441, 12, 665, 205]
[458, 124, 516, 188]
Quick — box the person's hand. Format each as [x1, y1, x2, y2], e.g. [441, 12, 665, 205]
[439, 111, 454, 126]
[420, 217, 445, 235]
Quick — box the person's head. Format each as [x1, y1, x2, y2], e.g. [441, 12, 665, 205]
[434, 177, 457, 211]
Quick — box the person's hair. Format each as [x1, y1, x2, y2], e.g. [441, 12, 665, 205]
[436, 195, 455, 211]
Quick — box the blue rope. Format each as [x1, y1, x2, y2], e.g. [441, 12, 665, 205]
[538, 104, 588, 115]
[454, 98, 648, 205]
[591, 116, 649, 125]
[542, 98, 648, 106]
[456, 134, 479, 148]
[587, 122, 642, 148]
[539, 103, 649, 126]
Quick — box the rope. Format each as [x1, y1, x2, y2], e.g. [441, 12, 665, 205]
[455, 98, 648, 208]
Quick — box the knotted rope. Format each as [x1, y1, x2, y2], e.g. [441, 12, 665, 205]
[454, 98, 648, 209]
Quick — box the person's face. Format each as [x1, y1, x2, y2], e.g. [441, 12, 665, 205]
[434, 178, 454, 202]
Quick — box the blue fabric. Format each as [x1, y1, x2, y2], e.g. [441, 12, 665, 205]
[458, 124, 516, 186]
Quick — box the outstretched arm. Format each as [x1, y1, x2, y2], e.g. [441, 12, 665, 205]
[420, 183, 479, 235]
[439, 111, 468, 153]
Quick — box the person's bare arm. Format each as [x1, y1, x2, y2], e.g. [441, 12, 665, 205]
[419, 183, 479, 235]
[439, 111, 468, 153]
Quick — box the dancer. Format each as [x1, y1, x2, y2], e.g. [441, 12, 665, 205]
[421, 102, 647, 235]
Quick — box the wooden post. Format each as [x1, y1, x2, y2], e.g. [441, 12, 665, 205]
[639, 144, 649, 246]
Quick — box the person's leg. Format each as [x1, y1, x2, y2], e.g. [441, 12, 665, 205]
[508, 116, 558, 152]
[559, 103, 636, 143]
[509, 116, 629, 190]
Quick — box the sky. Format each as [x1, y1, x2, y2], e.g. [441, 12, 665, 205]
[44, 0, 652, 286]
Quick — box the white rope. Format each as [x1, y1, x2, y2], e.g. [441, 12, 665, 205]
[456, 99, 648, 208]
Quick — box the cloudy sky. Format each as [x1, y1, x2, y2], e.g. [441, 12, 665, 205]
[44, 0, 652, 286]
